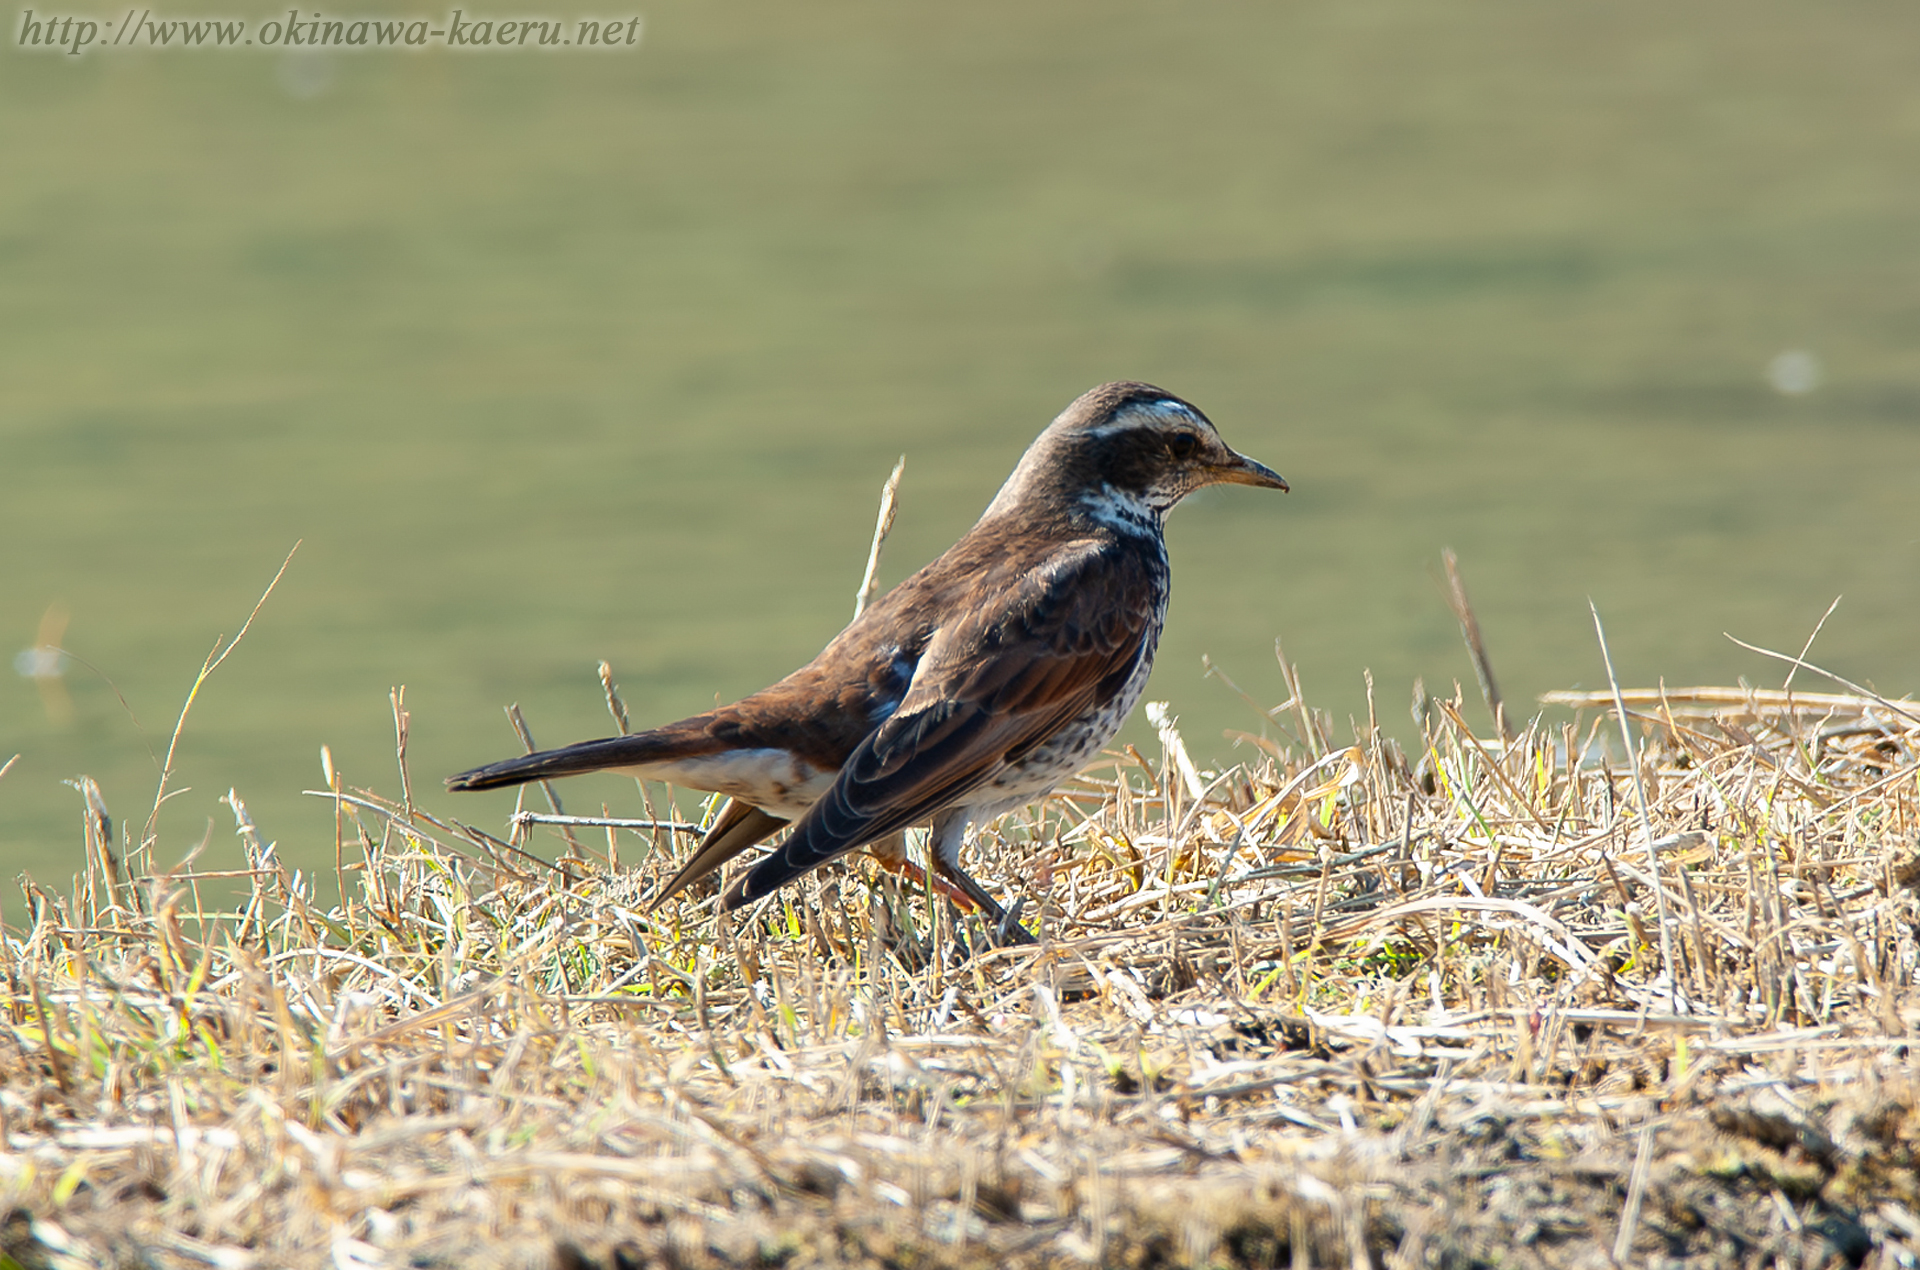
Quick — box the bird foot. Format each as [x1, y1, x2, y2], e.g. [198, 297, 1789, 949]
[871, 854, 976, 909]
[877, 859, 1037, 947]
[989, 895, 1037, 947]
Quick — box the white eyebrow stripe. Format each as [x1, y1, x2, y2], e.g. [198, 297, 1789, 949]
[1139, 400, 1201, 423]
[1079, 400, 1207, 438]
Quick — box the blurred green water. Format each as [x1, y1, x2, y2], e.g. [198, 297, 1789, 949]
[5, 1, 1918, 891]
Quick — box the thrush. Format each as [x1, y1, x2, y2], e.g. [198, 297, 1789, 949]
[447, 381, 1286, 935]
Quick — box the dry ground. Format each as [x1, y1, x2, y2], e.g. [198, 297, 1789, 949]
[4, 669, 1919, 1269]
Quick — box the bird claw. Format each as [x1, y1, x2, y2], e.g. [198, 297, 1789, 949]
[991, 895, 1037, 947]
[941, 900, 1035, 964]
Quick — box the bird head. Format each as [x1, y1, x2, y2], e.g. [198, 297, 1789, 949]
[985, 382, 1287, 531]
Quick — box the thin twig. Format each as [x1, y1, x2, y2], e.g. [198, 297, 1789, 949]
[1540, 686, 1900, 714]
[598, 660, 633, 735]
[855, 456, 906, 619]
[322, 743, 345, 907]
[391, 685, 415, 818]
[1724, 632, 1920, 727]
[142, 542, 300, 851]
[1441, 548, 1511, 742]
[1612, 1123, 1656, 1264]
[511, 811, 702, 834]
[1782, 596, 1843, 696]
[1591, 601, 1676, 1004]
[300, 788, 553, 878]
[505, 703, 584, 859]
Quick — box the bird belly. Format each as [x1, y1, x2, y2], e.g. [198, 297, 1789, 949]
[615, 748, 833, 820]
[991, 694, 1133, 800]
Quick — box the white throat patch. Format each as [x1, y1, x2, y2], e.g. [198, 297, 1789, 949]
[1079, 482, 1163, 536]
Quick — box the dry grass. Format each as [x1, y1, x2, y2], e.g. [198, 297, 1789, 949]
[5, 658, 1920, 1269]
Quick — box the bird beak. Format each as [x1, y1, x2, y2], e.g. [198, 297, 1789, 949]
[1211, 451, 1289, 492]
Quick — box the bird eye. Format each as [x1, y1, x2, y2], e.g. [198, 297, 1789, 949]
[1166, 431, 1199, 461]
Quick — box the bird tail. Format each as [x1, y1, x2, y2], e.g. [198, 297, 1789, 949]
[445, 729, 711, 792]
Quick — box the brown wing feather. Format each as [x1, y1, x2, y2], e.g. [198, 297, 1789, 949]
[721, 541, 1156, 908]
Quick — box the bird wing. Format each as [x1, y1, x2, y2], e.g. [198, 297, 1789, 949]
[722, 541, 1156, 908]
[648, 799, 788, 908]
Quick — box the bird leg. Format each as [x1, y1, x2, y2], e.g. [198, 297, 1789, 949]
[927, 809, 1037, 946]
[866, 834, 977, 909]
